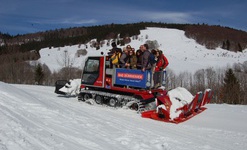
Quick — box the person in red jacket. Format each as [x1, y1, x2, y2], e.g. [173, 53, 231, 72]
[155, 50, 169, 71]
[153, 50, 169, 88]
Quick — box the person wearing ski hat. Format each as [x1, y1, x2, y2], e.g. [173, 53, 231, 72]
[108, 42, 122, 56]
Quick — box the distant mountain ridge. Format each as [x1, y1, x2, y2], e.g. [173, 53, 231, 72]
[1, 22, 247, 56]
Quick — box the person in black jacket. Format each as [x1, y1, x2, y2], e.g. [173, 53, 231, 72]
[108, 42, 122, 68]
[108, 42, 122, 56]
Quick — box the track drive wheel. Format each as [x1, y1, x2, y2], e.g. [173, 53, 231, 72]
[95, 95, 104, 104]
[108, 98, 118, 107]
[83, 93, 92, 101]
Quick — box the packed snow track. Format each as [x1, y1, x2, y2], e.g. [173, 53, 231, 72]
[0, 82, 247, 150]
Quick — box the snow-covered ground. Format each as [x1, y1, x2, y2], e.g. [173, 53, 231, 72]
[0, 82, 247, 150]
[38, 27, 247, 74]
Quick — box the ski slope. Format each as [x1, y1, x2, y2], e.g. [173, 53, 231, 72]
[37, 27, 247, 74]
[0, 82, 247, 150]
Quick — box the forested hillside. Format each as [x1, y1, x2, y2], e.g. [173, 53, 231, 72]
[1, 22, 247, 56]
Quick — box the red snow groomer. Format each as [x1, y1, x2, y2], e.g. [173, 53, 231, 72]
[78, 55, 213, 123]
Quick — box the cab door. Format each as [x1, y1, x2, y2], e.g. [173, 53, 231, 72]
[81, 56, 105, 87]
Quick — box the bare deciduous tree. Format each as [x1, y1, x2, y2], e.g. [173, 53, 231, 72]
[193, 69, 205, 91]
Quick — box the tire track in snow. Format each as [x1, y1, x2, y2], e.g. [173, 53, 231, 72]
[0, 86, 107, 150]
[7, 84, 125, 150]
[10, 84, 247, 150]
[15, 85, 175, 149]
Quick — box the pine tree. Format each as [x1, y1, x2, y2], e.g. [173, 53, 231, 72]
[222, 41, 226, 49]
[35, 63, 44, 85]
[238, 43, 242, 52]
[221, 68, 241, 104]
[226, 39, 230, 50]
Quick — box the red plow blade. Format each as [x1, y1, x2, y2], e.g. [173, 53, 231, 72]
[141, 89, 212, 124]
[142, 108, 207, 124]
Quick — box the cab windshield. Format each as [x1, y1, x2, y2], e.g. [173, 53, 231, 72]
[81, 57, 100, 85]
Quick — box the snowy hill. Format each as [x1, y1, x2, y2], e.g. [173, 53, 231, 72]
[38, 27, 247, 74]
[0, 82, 247, 150]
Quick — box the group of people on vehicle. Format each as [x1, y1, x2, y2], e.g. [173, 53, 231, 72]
[108, 42, 169, 88]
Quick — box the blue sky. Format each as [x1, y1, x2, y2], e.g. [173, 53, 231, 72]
[1, 0, 247, 35]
